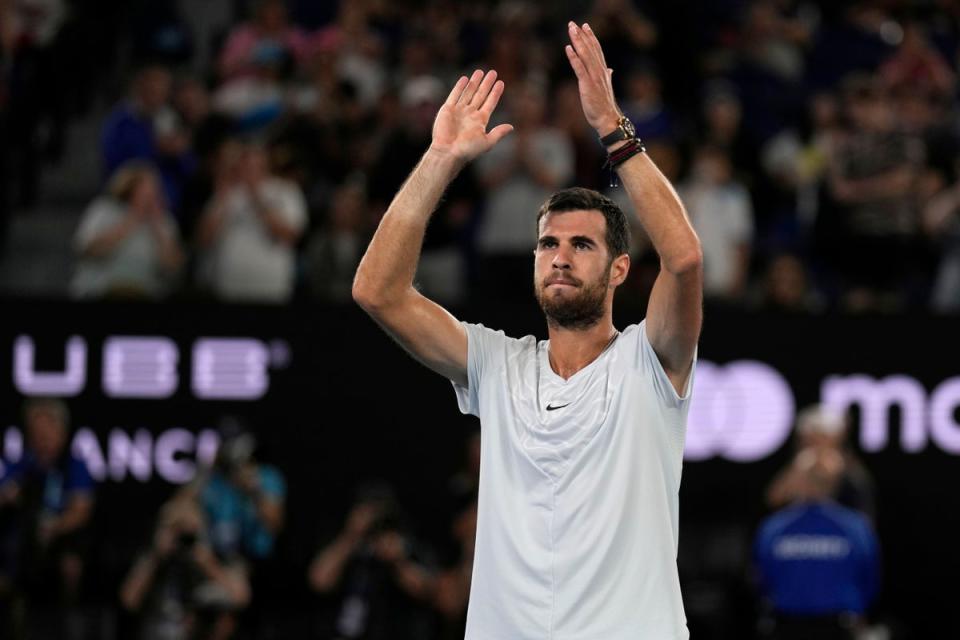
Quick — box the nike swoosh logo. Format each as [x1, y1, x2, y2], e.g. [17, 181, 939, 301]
[546, 403, 570, 411]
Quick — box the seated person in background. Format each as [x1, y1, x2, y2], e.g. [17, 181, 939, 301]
[0, 398, 95, 639]
[308, 484, 437, 640]
[194, 142, 307, 303]
[754, 447, 880, 640]
[119, 497, 250, 640]
[71, 161, 185, 299]
[766, 404, 875, 520]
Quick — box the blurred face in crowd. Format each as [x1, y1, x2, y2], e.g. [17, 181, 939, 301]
[510, 85, 547, 129]
[173, 78, 210, 127]
[625, 69, 662, 104]
[330, 183, 367, 232]
[135, 67, 172, 114]
[704, 94, 741, 139]
[766, 254, 807, 309]
[810, 92, 838, 130]
[128, 171, 164, 214]
[847, 89, 890, 132]
[257, 0, 289, 33]
[534, 210, 624, 329]
[26, 405, 68, 467]
[691, 146, 732, 185]
[241, 145, 271, 182]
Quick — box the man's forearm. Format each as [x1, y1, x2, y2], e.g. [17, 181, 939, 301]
[614, 152, 701, 274]
[353, 148, 463, 307]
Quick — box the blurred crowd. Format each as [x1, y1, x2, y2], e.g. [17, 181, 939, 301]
[0, 397, 883, 640]
[1, 0, 960, 311]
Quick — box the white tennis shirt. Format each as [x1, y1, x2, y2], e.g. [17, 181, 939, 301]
[452, 320, 695, 640]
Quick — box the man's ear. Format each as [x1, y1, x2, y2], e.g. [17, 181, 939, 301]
[609, 253, 630, 287]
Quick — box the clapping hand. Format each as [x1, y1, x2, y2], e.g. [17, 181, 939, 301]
[430, 70, 514, 163]
[564, 22, 622, 137]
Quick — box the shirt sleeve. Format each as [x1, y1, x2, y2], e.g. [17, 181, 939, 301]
[627, 320, 697, 410]
[65, 456, 96, 496]
[257, 466, 286, 501]
[451, 322, 508, 417]
[74, 198, 123, 253]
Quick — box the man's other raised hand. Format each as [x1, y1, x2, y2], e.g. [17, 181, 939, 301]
[564, 22, 621, 138]
[429, 70, 514, 164]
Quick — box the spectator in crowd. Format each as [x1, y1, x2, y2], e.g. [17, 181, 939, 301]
[308, 484, 437, 640]
[766, 405, 876, 520]
[0, 398, 94, 640]
[217, 0, 310, 81]
[183, 424, 285, 564]
[474, 81, 573, 300]
[100, 64, 196, 210]
[825, 74, 925, 311]
[924, 162, 960, 312]
[620, 62, 675, 142]
[678, 144, 754, 302]
[71, 161, 185, 299]
[754, 446, 880, 640]
[754, 252, 824, 312]
[304, 179, 370, 301]
[195, 142, 307, 303]
[878, 21, 955, 99]
[119, 496, 251, 640]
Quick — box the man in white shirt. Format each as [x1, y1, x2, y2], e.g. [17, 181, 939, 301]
[196, 143, 307, 302]
[353, 22, 702, 640]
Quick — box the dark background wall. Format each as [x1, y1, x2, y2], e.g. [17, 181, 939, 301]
[2, 298, 958, 637]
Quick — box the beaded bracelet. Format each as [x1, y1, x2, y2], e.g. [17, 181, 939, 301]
[603, 138, 646, 186]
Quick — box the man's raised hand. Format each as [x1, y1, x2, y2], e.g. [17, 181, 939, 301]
[564, 22, 621, 137]
[430, 70, 513, 163]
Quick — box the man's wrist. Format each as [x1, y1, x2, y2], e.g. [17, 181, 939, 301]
[424, 146, 467, 176]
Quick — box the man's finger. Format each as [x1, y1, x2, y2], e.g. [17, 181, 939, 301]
[487, 123, 514, 146]
[567, 22, 597, 80]
[458, 69, 485, 105]
[565, 45, 588, 81]
[445, 76, 469, 107]
[582, 23, 609, 70]
[471, 70, 499, 109]
[479, 79, 506, 117]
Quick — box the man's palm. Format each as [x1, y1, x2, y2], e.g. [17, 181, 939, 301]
[431, 70, 513, 162]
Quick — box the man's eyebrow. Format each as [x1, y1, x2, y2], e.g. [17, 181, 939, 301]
[571, 235, 598, 246]
[537, 235, 558, 244]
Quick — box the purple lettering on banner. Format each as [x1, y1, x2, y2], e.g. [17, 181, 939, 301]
[685, 360, 796, 462]
[155, 428, 196, 483]
[930, 377, 960, 454]
[103, 337, 179, 398]
[192, 339, 270, 400]
[108, 429, 153, 482]
[13, 336, 87, 396]
[3, 427, 22, 464]
[72, 427, 107, 481]
[822, 375, 927, 452]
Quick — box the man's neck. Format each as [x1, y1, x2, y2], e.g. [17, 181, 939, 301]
[546, 317, 618, 380]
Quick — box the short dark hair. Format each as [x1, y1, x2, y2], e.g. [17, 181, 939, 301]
[536, 187, 630, 258]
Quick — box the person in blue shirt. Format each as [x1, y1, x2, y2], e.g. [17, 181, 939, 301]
[185, 425, 285, 562]
[100, 64, 197, 211]
[0, 398, 95, 639]
[754, 446, 880, 640]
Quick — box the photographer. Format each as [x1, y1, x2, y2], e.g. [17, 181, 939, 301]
[119, 497, 250, 640]
[308, 484, 437, 640]
[186, 426, 285, 563]
[0, 398, 94, 639]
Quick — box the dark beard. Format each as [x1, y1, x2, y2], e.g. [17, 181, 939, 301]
[535, 272, 609, 330]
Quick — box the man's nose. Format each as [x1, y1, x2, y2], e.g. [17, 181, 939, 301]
[552, 247, 572, 270]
